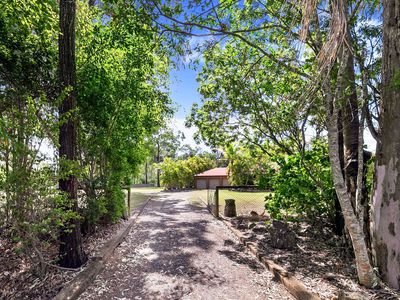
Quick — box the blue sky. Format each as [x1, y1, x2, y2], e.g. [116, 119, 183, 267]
[168, 65, 214, 151]
[168, 66, 377, 152]
[169, 67, 200, 119]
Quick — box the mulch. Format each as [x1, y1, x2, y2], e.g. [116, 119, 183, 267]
[229, 216, 400, 300]
[0, 219, 129, 300]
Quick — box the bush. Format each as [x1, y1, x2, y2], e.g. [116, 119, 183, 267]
[159, 156, 216, 189]
[261, 140, 335, 220]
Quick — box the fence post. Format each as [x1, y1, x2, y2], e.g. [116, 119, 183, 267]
[215, 187, 219, 218]
[127, 187, 131, 217]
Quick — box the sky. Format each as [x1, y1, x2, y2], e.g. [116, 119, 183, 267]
[168, 66, 377, 153]
[168, 65, 211, 151]
[169, 67, 200, 120]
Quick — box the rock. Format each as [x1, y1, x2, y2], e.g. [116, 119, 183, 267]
[235, 220, 247, 230]
[236, 223, 247, 230]
[269, 220, 297, 249]
[323, 272, 336, 281]
[249, 211, 259, 222]
[252, 224, 268, 233]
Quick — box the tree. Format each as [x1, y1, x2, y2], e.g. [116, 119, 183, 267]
[158, 156, 215, 189]
[146, 127, 184, 187]
[178, 144, 202, 159]
[187, 39, 306, 155]
[370, 0, 400, 289]
[305, 0, 378, 287]
[76, 1, 172, 226]
[0, 0, 173, 278]
[58, 0, 86, 268]
[225, 144, 258, 186]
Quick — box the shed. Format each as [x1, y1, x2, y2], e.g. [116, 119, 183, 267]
[194, 167, 230, 189]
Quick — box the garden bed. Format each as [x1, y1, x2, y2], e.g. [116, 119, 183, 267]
[0, 219, 129, 300]
[229, 216, 400, 300]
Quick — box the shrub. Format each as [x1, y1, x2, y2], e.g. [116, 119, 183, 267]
[261, 140, 335, 220]
[159, 156, 216, 189]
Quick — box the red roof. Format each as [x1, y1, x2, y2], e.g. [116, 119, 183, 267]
[195, 167, 228, 177]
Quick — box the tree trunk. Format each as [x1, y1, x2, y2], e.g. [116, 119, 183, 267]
[145, 162, 148, 184]
[340, 41, 359, 211]
[321, 11, 377, 282]
[357, 67, 373, 255]
[58, 0, 86, 268]
[324, 81, 377, 287]
[4, 139, 10, 224]
[157, 142, 161, 187]
[371, 0, 400, 288]
[333, 110, 345, 236]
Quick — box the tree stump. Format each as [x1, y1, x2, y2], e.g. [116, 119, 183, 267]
[224, 199, 237, 217]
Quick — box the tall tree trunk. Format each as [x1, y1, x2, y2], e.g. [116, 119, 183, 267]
[338, 26, 373, 254]
[340, 41, 359, 211]
[58, 0, 86, 268]
[324, 80, 377, 287]
[357, 65, 372, 255]
[371, 0, 400, 289]
[4, 133, 10, 224]
[321, 1, 377, 282]
[145, 162, 148, 184]
[157, 142, 161, 187]
[333, 110, 345, 235]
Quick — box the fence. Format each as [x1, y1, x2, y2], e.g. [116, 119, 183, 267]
[207, 186, 268, 218]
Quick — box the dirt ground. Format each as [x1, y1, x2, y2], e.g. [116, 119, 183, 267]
[79, 192, 294, 300]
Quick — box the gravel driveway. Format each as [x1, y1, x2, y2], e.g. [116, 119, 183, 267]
[79, 192, 293, 300]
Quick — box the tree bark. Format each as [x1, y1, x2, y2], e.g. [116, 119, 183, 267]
[333, 110, 345, 235]
[4, 138, 10, 224]
[157, 142, 161, 187]
[357, 66, 373, 254]
[340, 40, 359, 211]
[324, 80, 377, 287]
[371, 0, 400, 289]
[321, 2, 378, 282]
[58, 0, 86, 268]
[145, 162, 148, 184]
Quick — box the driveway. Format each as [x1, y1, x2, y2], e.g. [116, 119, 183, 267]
[79, 191, 293, 300]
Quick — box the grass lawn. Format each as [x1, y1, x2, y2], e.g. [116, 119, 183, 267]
[127, 187, 268, 216]
[127, 187, 163, 212]
[217, 190, 269, 215]
[130, 187, 164, 194]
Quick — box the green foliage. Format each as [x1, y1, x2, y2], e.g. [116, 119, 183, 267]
[0, 92, 77, 267]
[76, 2, 172, 223]
[263, 140, 335, 220]
[0, 0, 173, 271]
[225, 144, 258, 186]
[158, 156, 216, 189]
[187, 38, 308, 152]
[365, 155, 376, 195]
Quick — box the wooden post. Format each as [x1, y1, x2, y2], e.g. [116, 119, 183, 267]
[224, 199, 236, 217]
[127, 188, 131, 217]
[215, 187, 220, 218]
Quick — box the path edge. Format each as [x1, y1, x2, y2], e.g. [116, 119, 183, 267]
[219, 217, 321, 300]
[53, 198, 152, 300]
